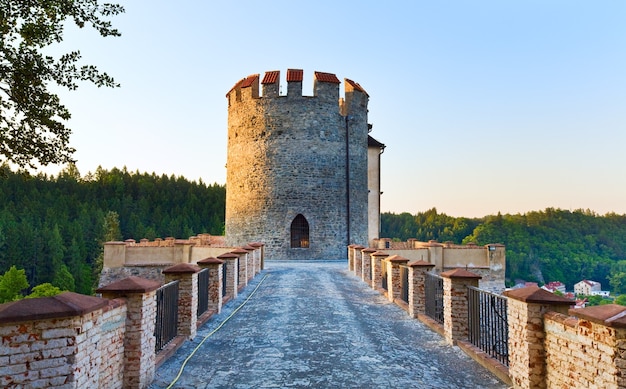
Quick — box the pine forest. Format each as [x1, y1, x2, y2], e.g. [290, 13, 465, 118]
[2, 165, 626, 300]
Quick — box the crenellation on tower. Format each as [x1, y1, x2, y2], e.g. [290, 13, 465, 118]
[286, 68, 303, 97]
[261, 70, 280, 97]
[313, 71, 340, 102]
[344, 78, 369, 110]
[240, 74, 260, 99]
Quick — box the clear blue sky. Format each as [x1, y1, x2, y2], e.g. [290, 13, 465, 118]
[47, 1, 626, 218]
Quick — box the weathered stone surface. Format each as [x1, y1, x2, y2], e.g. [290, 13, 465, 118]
[151, 261, 505, 388]
[225, 70, 371, 260]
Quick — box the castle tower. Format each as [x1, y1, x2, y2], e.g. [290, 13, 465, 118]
[225, 69, 379, 260]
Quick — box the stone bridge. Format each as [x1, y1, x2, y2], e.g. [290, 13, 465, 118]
[149, 261, 505, 388]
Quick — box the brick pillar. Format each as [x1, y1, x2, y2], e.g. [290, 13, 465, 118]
[97, 276, 161, 389]
[370, 251, 388, 290]
[503, 286, 572, 389]
[352, 245, 367, 277]
[197, 257, 224, 314]
[242, 245, 256, 280]
[249, 242, 263, 274]
[441, 268, 481, 345]
[163, 263, 200, 340]
[0, 292, 108, 388]
[217, 252, 239, 300]
[231, 248, 248, 290]
[386, 254, 409, 302]
[361, 249, 373, 283]
[359, 248, 375, 279]
[407, 260, 435, 318]
[347, 244, 356, 271]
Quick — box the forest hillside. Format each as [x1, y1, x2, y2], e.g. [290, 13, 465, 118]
[382, 208, 626, 291]
[0, 165, 225, 295]
[2, 164, 625, 297]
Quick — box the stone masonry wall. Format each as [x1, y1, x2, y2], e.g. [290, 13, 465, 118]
[544, 311, 626, 388]
[98, 300, 127, 388]
[225, 70, 370, 259]
[0, 309, 105, 388]
[123, 291, 157, 388]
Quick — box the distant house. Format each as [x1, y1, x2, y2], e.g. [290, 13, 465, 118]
[542, 281, 566, 294]
[574, 280, 603, 296]
[510, 281, 539, 290]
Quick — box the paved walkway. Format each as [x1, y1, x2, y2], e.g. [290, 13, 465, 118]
[151, 261, 507, 388]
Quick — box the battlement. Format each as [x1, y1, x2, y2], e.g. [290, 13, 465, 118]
[226, 69, 368, 106]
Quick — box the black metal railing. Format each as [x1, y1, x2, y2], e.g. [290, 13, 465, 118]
[381, 263, 388, 290]
[197, 268, 209, 317]
[400, 265, 409, 303]
[467, 286, 509, 366]
[222, 263, 227, 297]
[155, 280, 179, 352]
[425, 273, 444, 325]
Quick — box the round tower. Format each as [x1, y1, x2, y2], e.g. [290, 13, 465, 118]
[225, 69, 370, 260]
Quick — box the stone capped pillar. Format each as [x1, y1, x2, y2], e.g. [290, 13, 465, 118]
[217, 252, 239, 301]
[242, 245, 256, 280]
[370, 251, 388, 290]
[0, 292, 108, 388]
[97, 276, 161, 389]
[503, 286, 572, 389]
[163, 263, 200, 340]
[361, 247, 373, 282]
[407, 260, 435, 318]
[358, 247, 375, 279]
[347, 244, 357, 271]
[231, 248, 248, 290]
[386, 254, 409, 302]
[441, 268, 481, 345]
[249, 242, 264, 274]
[197, 257, 224, 314]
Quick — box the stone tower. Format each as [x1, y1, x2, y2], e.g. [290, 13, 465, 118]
[225, 69, 377, 260]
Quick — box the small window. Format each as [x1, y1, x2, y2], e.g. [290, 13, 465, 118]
[290, 214, 310, 248]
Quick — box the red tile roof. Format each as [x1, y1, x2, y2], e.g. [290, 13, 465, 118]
[345, 78, 369, 96]
[241, 74, 259, 88]
[287, 69, 303, 82]
[315, 71, 340, 84]
[262, 71, 279, 84]
[226, 78, 245, 97]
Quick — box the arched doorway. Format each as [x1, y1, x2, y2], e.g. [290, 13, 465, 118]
[290, 214, 310, 248]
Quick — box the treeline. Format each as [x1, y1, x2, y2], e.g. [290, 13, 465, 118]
[382, 208, 626, 291]
[0, 165, 225, 295]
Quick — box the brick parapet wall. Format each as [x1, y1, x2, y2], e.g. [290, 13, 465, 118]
[370, 252, 388, 290]
[408, 261, 434, 318]
[164, 264, 200, 340]
[386, 256, 409, 302]
[542, 306, 626, 389]
[354, 249, 364, 278]
[347, 245, 356, 271]
[349, 248, 626, 388]
[217, 254, 239, 300]
[0, 292, 113, 388]
[122, 291, 157, 388]
[98, 299, 127, 388]
[97, 277, 160, 389]
[197, 259, 224, 315]
[361, 251, 372, 282]
[441, 270, 480, 345]
[504, 287, 572, 389]
[236, 253, 248, 289]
